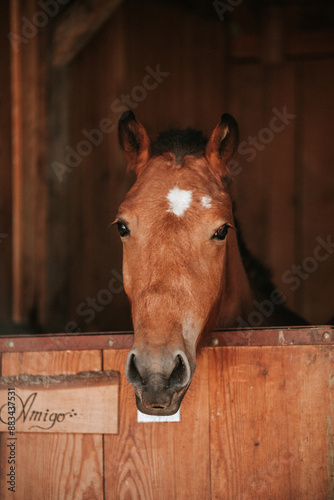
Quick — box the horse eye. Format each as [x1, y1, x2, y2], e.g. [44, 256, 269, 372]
[212, 224, 230, 241]
[117, 221, 130, 237]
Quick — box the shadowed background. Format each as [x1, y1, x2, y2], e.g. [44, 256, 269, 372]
[0, 0, 334, 333]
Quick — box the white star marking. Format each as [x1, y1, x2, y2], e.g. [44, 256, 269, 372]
[167, 187, 192, 217]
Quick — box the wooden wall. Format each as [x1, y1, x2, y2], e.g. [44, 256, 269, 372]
[49, 0, 227, 333]
[1, 0, 334, 332]
[0, 328, 334, 499]
[0, 1, 12, 320]
[228, 36, 334, 325]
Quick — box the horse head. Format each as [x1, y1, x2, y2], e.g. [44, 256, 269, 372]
[115, 111, 252, 415]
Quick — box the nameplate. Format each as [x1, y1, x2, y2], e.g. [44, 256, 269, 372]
[0, 371, 119, 434]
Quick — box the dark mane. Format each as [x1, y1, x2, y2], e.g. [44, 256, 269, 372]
[236, 221, 276, 298]
[151, 128, 207, 163]
[235, 218, 308, 326]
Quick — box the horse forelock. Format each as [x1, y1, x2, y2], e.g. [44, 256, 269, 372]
[151, 128, 207, 164]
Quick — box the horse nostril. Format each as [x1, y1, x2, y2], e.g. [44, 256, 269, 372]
[126, 353, 143, 387]
[170, 354, 190, 389]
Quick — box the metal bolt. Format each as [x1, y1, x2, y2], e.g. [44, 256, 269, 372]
[7, 341, 14, 349]
[107, 338, 114, 347]
[211, 337, 219, 347]
[322, 331, 331, 341]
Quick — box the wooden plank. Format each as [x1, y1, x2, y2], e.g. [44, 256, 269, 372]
[261, 6, 283, 65]
[0, 1, 12, 320]
[65, 4, 132, 333]
[297, 60, 334, 324]
[0, 340, 333, 498]
[10, 0, 48, 324]
[0, 332, 133, 352]
[228, 63, 268, 264]
[0, 370, 119, 434]
[52, 0, 124, 67]
[124, 0, 226, 132]
[208, 326, 334, 347]
[0, 327, 333, 353]
[0, 350, 104, 499]
[44, 65, 72, 331]
[288, 30, 334, 59]
[261, 63, 298, 312]
[209, 345, 334, 499]
[228, 57, 334, 325]
[231, 30, 334, 61]
[103, 348, 211, 500]
[230, 33, 260, 61]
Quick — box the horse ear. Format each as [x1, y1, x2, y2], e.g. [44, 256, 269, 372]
[205, 113, 239, 180]
[118, 110, 150, 176]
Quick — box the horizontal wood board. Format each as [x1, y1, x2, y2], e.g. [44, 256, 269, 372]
[0, 370, 119, 434]
[0, 326, 333, 352]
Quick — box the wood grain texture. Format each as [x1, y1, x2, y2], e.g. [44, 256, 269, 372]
[209, 345, 334, 499]
[103, 349, 211, 500]
[228, 63, 267, 264]
[44, 65, 71, 331]
[0, 350, 104, 500]
[297, 60, 334, 324]
[52, 0, 124, 67]
[0, 370, 119, 434]
[231, 30, 334, 61]
[0, 1, 12, 320]
[66, 4, 130, 333]
[261, 63, 298, 311]
[10, 0, 48, 324]
[1, 341, 334, 498]
[228, 54, 334, 324]
[3, 0, 334, 336]
[65, 0, 226, 333]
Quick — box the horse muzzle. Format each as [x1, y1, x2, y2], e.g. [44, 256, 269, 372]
[125, 347, 194, 416]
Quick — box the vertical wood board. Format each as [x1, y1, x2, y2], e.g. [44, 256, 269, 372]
[0, 1, 12, 320]
[44, 65, 72, 331]
[261, 64, 298, 311]
[66, 5, 130, 334]
[297, 60, 334, 324]
[0, 350, 104, 500]
[10, 0, 48, 325]
[103, 349, 211, 500]
[228, 63, 267, 265]
[209, 345, 334, 499]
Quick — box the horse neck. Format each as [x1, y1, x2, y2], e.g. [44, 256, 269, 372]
[215, 233, 254, 329]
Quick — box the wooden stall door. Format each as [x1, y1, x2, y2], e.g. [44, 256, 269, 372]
[1, 330, 334, 499]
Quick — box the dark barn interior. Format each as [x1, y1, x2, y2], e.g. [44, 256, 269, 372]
[1, 0, 334, 334]
[1, 3, 334, 499]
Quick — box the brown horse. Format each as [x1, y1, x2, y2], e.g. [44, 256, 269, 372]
[115, 111, 306, 416]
